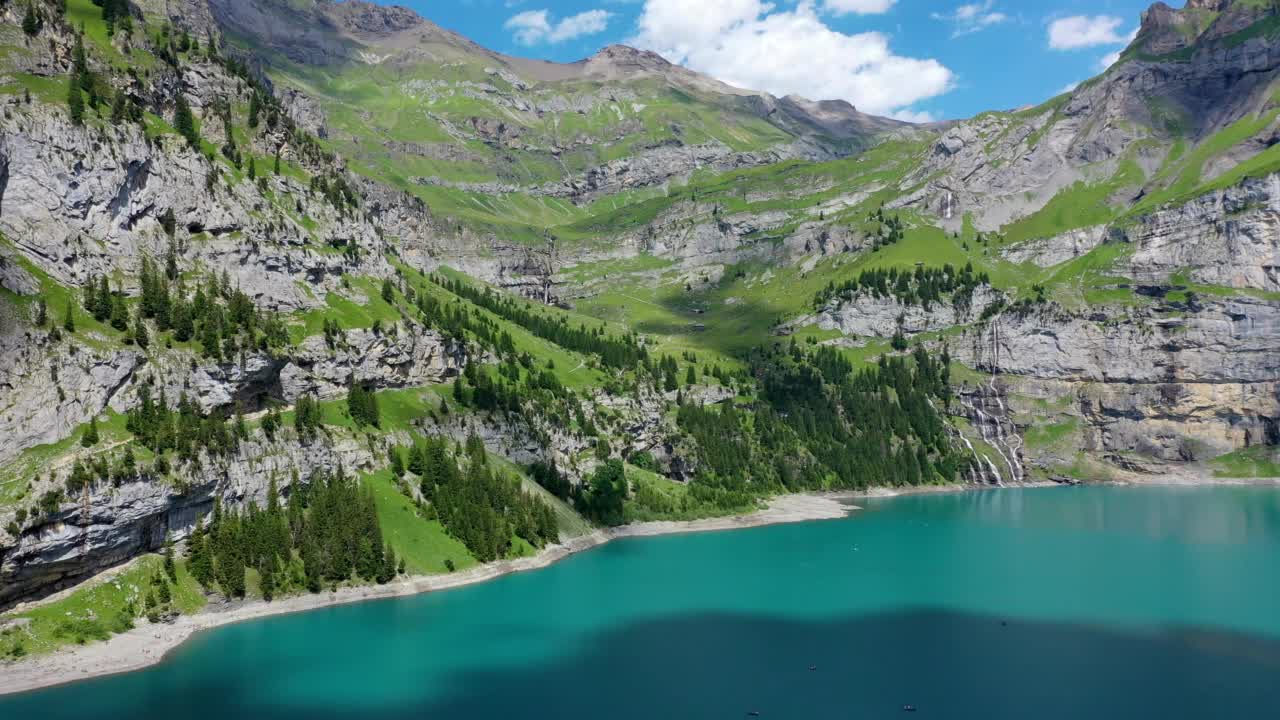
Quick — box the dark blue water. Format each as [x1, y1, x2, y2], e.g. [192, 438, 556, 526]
[3, 486, 1279, 718]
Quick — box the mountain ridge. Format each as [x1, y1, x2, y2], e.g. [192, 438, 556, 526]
[0, 0, 1277, 646]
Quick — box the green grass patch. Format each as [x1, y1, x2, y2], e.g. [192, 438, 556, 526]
[0, 555, 204, 658]
[1210, 446, 1280, 478]
[362, 469, 477, 575]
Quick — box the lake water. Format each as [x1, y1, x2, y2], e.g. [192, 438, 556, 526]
[3, 486, 1279, 719]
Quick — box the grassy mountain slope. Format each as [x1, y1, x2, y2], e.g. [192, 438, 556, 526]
[2, 0, 1280, 646]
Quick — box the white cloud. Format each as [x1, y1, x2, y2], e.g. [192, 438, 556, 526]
[1058, 81, 1080, 95]
[891, 108, 937, 123]
[1097, 50, 1121, 70]
[932, 1, 1007, 37]
[823, 0, 896, 15]
[1048, 15, 1131, 50]
[632, 0, 953, 117]
[505, 9, 612, 46]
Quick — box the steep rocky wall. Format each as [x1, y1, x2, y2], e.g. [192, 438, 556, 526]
[0, 331, 141, 466]
[950, 297, 1280, 469]
[0, 100, 394, 313]
[1121, 173, 1280, 292]
[0, 320, 465, 466]
[901, 28, 1280, 233]
[0, 434, 376, 608]
[812, 286, 1002, 339]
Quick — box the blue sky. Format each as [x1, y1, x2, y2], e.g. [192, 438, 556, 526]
[396, 0, 1157, 121]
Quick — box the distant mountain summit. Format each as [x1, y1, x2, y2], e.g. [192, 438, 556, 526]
[1135, 0, 1276, 56]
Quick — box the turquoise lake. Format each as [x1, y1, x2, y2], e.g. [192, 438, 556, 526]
[3, 485, 1280, 718]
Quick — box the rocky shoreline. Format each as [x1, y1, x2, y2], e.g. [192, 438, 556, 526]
[0, 493, 855, 697]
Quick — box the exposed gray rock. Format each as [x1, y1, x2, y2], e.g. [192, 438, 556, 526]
[0, 332, 141, 465]
[1002, 226, 1109, 267]
[0, 433, 375, 608]
[814, 286, 1003, 338]
[279, 324, 465, 400]
[0, 248, 38, 296]
[949, 296, 1280, 465]
[0, 100, 396, 313]
[1121, 173, 1280, 291]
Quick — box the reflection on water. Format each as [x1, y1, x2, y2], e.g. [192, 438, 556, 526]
[9, 610, 1280, 720]
[2, 486, 1279, 719]
[873, 486, 1280, 545]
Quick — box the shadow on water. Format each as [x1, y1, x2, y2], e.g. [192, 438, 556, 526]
[8, 609, 1280, 719]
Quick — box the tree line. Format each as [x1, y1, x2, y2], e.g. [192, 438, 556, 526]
[674, 342, 966, 497]
[813, 263, 992, 313]
[396, 436, 559, 562]
[432, 275, 646, 369]
[187, 471, 401, 600]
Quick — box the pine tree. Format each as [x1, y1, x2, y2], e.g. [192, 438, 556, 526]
[163, 533, 178, 583]
[377, 546, 396, 584]
[94, 276, 111, 322]
[247, 156, 256, 181]
[110, 91, 127, 123]
[81, 418, 99, 447]
[248, 92, 261, 129]
[67, 75, 84, 125]
[259, 556, 276, 601]
[174, 94, 199, 148]
[110, 293, 129, 331]
[72, 33, 87, 77]
[63, 299, 76, 332]
[347, 381, 380, 427]
[188, 520, 215, 588]
[133, 310, 150, 348]
[273, 150, 281, 175]
[22, 3, 41, 37]
[35, 297, 48, 327]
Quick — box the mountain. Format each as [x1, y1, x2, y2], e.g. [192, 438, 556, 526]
[0, 0, 1277, 639]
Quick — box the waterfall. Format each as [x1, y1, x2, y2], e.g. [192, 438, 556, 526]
[931, 397, 987, 485]
[985, 315, 1024, 483]
[960, 395, 1012, 487]
[942, 191, 955, 221]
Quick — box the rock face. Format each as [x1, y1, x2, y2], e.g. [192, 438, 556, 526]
[1001, 227, 1110, 268]
[1121, 173, 1280, 292]
[533, 141, 805, 205]
[0, 100, 398, 313]
[951, 295, 1280, 467]
[901, 0, 1280, 233]
[0, 320, 466, 467]
[814, 286, 1003, 339]
[0, 434, 375, 607]
[279, 325, 466, 400]
[0, 332, 142, 466]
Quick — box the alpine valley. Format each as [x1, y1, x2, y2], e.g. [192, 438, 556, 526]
[0, 0, 1278, 680]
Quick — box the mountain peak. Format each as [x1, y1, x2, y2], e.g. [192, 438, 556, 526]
[1136, 0, 1275, 56]
[322, 0, 423, 38]
[581, 45, 681, 78]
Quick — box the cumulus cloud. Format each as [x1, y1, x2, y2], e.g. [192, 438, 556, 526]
[891, 108, 937, 123]
[1097, 50, 1121, 71]
[932, 1, 1008, 37]
[631, 0, 953, 118]
[823, 0, 896, 15]
[1048, 15, 1131, 50]
[505, 9, 612, 45]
